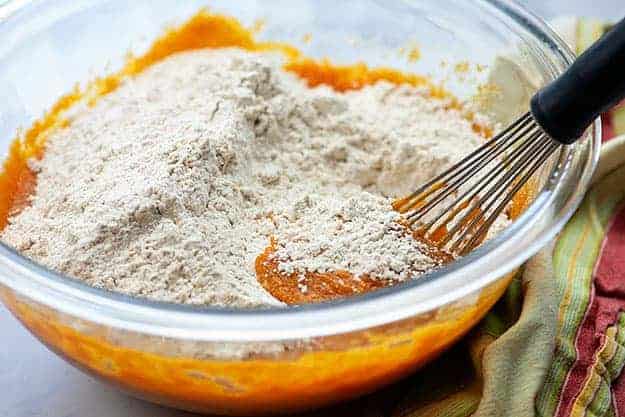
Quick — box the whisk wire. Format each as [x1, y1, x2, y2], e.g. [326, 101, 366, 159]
[396, 112, 533, 215]
[405, 119, 540, 224]
[456, 140, 559, 254]
[445, 132, 552, 247]
[395, 112, 562, 256]
[422, 128, 544, 243]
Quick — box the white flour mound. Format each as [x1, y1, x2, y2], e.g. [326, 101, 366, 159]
[2, 48, 496, 308]
[271, 193, 443, 283]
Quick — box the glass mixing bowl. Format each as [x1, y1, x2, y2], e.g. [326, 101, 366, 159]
[0, 0, 599, 415]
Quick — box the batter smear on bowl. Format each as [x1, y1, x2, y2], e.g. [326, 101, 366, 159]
[0, 12, 503, 307]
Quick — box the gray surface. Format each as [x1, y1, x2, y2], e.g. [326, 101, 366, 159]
[0, 1, 622, 416]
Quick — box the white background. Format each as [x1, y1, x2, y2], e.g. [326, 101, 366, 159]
[1, 1, 623, 416]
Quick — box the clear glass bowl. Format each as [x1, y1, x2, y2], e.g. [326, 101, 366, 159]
[0, 0, 599, 415]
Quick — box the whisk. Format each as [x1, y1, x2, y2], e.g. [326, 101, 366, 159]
[394, 18, 625, 256]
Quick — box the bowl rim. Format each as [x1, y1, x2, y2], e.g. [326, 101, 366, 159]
[0, 0, 601, 341]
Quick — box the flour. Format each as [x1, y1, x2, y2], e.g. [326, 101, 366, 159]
[271, 193, 444, 282]
[2, 48, 495, 308]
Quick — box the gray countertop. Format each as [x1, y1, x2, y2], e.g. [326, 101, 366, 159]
[1, 1, 623, 416]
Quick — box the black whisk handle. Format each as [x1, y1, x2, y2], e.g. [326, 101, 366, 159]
[531, 17, 625, 144]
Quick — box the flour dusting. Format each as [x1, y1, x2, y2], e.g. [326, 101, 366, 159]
[2, 48, 497, 308]
[271, 193, 443, 282]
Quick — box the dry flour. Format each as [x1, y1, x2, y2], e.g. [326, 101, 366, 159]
[271, 194, 444, 285]
[2, 48, 495, 308]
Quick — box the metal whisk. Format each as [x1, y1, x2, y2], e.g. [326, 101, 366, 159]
[395, 17, 625, 256]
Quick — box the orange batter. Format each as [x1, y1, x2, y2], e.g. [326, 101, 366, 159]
[256, 229, 454, 305]
[256, 242, 392, 305]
